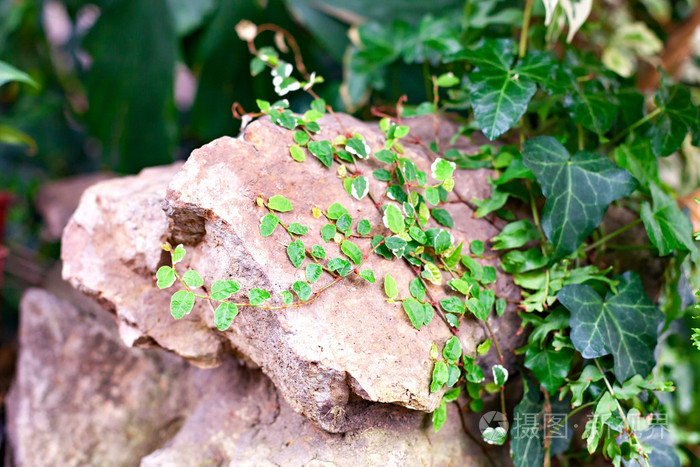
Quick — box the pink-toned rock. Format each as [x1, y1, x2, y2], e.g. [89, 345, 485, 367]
[36, 172, 113, 240]
[6, 284, 506, 466]
[62, 113, 522, 433]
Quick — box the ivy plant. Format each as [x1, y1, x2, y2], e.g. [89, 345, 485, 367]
[154, 3, 700, 466]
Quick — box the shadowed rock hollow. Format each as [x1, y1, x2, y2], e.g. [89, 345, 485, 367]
[61, 113, 522, 434]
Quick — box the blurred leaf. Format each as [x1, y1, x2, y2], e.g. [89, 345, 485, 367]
[83, 0, 177, 173]
[166, 0, 218, 36]
[0, 60, 37, 88]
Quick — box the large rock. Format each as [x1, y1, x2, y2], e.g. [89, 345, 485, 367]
[5, 288, 193, 466]
[62, 114, 522, 432]
[7, 285, 507, 466]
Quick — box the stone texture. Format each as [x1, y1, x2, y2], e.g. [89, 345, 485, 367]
[5, 287, 193, 467]
[7, 283, 508, 466]
[36, 172, 113, 240]
[61, 163, 228, 367]
[62, 113, 522, 433]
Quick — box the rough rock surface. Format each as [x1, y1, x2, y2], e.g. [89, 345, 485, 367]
[6, 287, 193, 466]
[7, 284, 507, 466]
[62, 114, 522, 432]
[36, 172, 113, 240]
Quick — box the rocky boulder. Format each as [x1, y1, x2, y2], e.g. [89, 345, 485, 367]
[7, 284, 507, 466]
[62, 113, 522, 433]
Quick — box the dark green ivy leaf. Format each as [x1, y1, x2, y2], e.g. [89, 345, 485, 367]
[558, 271, 663, 381]
[524, 343, 574, 395]
[328, 258, 352, 276]
[463, 39, 553, 140]
[641, 184, 698, 261]
[510, 379, 544, 467]
[288, 223, 309, 235]
[357, 219, 371, 236]
[649, 84, 699, 157]
[523, 136, 636, 260]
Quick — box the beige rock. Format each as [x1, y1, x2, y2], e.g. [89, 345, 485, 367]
[6, 285, 506, 466]
[36, 172, 113, 240]
[5, 288, 193, 467]
[62, 114, 522, 433]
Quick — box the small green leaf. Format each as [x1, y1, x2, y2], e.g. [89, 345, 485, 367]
[214, 302, 238, 330]
[385, 236, 407, 251]
[359, 269, 375, 282]
[287, 240, 306, 268]
[156, 266, 176, 289]
[311, 245, 326, 259]
[171, 244, 186, 264]
[327, 203, 348, 220]
[260, 213, 280, 237]
[293, 281, 312, 301]
[481, 266, 497, 285]
[182, 270, 203, 288]
[491, 220, 540, 250]
[351, 176, 369, 200]
[373, 169, 393, 181]
[425, 186, 440, 206]
[431, 158, 456, 181]
[440, 296, 466, 314]
[443, 336, 462, 362]
[375, 149, 395, 163]
[268, 195, 293, 212]
[492, 365, 508, 386]
[290, 144, 306, 161]
[409, 226, 427, 244]
[382, 204, 405, 234]
[470, 240, 484, 256]
[384, 273, 398, 299]
[403, 297, 426, 329]
[341, 240, 363, 265]
[436, 72, 460, 87]
[336, 214, 353, 232]
[357, 219, 371, 236]
[431, 208, 453, 228]
[409, 278, 425, 301]
[477, 339, 491, 355]
[328, 257, 352, 276]
[321, 224, 337, 242]
[294, 131, 310, 145]
[248, 288, 271, 306]
[171, 290, 195, 319]
[496, 299, 506, 316]
[281, 290, 293, 304]
[211, 280, 241, 301]
[310, 98, 326, 114]
[345, 136, 370, 159]
[444, 387, 461, 402]
[306, 263, 322, 283]
[431, 361, 449, 392]
[308, 140, 334, 167]
[432, 399, 447, 432]
[288, 223, 309, 235]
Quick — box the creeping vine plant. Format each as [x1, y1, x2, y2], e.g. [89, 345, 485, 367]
[156, 1, 700, 465]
